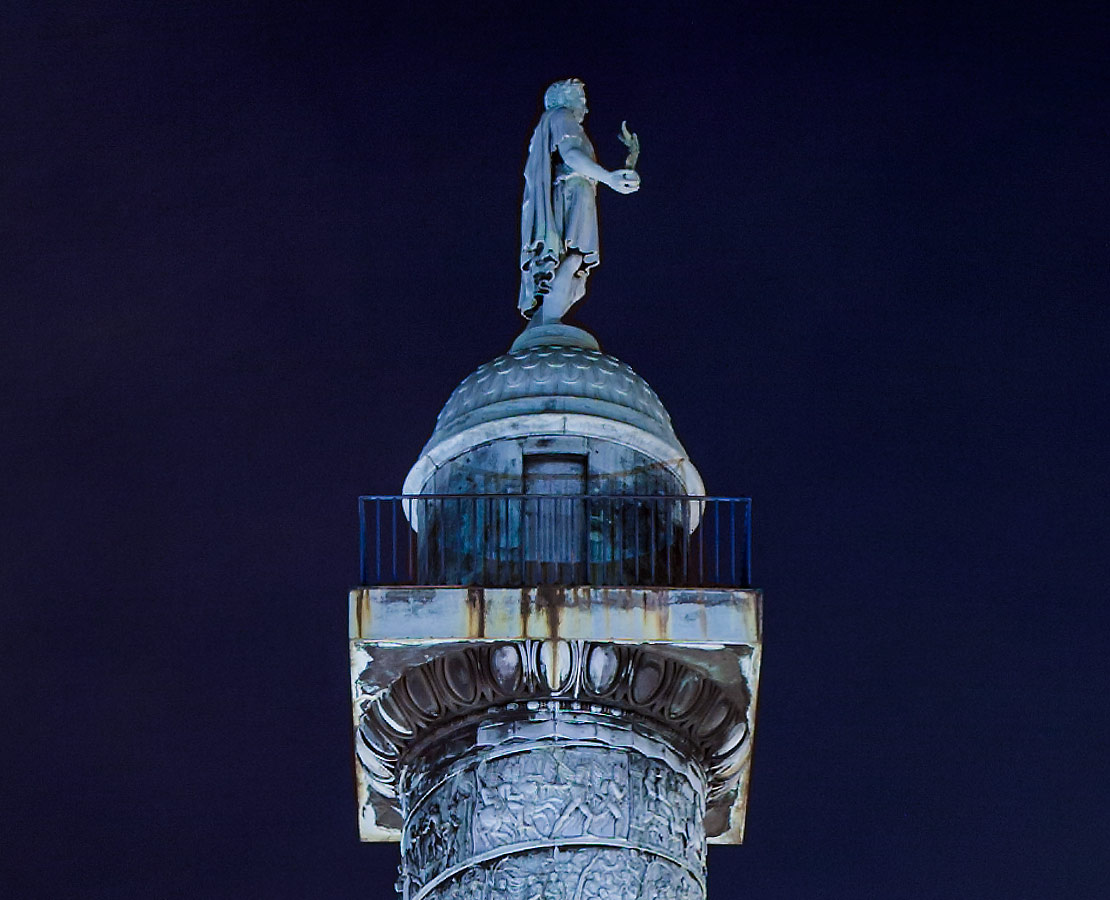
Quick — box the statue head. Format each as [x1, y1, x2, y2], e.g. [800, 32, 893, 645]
[544, 78, 587, 113]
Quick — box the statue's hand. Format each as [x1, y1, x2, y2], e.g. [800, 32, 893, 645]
[607, 168, 641, 194]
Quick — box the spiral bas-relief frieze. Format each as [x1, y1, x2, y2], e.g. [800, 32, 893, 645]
[355, 640, 751, 810]
[415, 846, 702, 900]
[400, 731, 707, 900]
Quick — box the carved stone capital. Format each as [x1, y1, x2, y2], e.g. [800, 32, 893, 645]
[356, 640, 747, 813]
[349, 587, 761, 845]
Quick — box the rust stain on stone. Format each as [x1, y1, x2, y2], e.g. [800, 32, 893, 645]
[354, 588, 370, 638]
[519, 587, 532, 639]
[534, 584, 564, 641]
[466, 587, 486, 638]
[657, 589, 671, 636]
[639, 589, 665, 641]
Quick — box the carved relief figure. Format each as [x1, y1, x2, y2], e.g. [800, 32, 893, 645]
[573, 850, 648, 900]
[584, 755, 627, 838]
[631, 762, 686, 857]
[476, 778, 525, 845]
[519, 79, 640, 325]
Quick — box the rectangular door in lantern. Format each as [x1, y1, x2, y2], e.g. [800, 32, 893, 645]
[522, 454, 587, 584]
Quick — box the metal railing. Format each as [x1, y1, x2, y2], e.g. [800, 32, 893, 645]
[358, 494, 751, 588]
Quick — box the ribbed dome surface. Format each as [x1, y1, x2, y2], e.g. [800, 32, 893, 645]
[430, 345, 678, 445]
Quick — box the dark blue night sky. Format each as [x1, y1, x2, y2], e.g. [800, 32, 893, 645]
[4, 2, 1107, 897]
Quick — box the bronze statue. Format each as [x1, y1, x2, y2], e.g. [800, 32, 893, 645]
[519, 79, 640, 325]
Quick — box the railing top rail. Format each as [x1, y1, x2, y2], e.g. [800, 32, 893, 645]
[359, 493, 751, 502]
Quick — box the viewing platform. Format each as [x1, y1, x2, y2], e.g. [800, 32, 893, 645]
[358, 493, 752, 588]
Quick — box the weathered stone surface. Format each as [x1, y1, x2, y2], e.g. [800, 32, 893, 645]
[349, 586, 761, 646]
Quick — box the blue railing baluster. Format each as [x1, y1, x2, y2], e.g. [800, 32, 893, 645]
[714, 503, 723, 585]
[408, 499, 417, 585]
[698, 499, 705, 586]
[666, 498, 672, 586]
[439, 498, 445, 583]
[375, 498, 382, 583]
[743, 499, 751, 587]
[358, 498, 367, 585]
[730, 500, 737, 586]
[356, 494, 751, 589]
[634, 499, 640, 585]
[650, 496, 657, 584]
[395, 499, 404, 585]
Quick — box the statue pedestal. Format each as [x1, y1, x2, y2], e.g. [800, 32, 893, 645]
[511, 323, 599, 353]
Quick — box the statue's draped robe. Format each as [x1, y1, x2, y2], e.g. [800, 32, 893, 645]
[518, 107, 601, 317]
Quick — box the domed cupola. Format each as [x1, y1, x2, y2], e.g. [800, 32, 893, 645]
[402, 329, 704, 500]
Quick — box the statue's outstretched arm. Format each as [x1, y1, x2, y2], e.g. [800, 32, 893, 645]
[558, 140, 640, 195]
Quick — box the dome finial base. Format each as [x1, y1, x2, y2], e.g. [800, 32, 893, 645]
[510, 322, 599, 352]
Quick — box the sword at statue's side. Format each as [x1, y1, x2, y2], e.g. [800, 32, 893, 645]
[619, 121, 640, 171]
